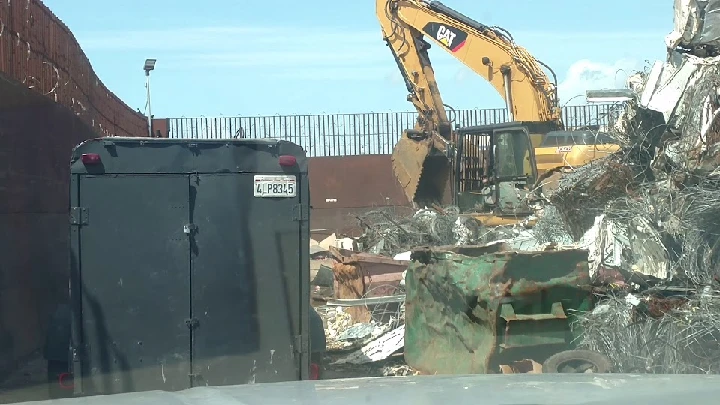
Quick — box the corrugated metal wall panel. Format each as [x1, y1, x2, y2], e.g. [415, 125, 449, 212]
[0, 102, 104, 378]
[309, 155, 408, 210]
[0, 0, 148, 138]
[0, 0, 155, 378]
[0, 2, 8, 39]
[0, 27, 11, 74]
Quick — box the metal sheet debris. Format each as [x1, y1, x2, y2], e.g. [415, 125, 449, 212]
[314, 0, 720, 379]
[333, 325, 405, 365]
[666, 0, 720, 52]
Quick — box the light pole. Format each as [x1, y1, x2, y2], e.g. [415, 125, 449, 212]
[143, 58, 156, 137]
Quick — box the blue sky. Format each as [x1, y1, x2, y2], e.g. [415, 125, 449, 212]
[43, 0, 671, 118]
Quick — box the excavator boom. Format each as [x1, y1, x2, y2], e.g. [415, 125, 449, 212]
[377, 0, 563, 204]
[378, 0, 453, 204]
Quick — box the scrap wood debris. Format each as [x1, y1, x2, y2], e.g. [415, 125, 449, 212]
[318, 286, 414, 376]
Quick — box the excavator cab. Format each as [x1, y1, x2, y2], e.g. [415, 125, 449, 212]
[453, 122, 538, 220]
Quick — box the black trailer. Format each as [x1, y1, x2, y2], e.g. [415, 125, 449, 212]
[44, 138, 325, 398]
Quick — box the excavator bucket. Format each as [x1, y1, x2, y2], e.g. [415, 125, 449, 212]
[391, 132, 450, 204]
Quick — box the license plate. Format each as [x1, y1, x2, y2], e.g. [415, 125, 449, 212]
[556, 146, 573, 153]
[254, 175, 296, 198]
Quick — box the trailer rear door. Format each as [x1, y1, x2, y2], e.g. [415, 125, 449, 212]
[189, 172, 301, 385]
[76, 174, 191, 394]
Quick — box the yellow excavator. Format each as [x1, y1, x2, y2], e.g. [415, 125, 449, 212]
[377, 0, 564, 222]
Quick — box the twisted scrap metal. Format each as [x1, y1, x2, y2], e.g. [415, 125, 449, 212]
[357, 206, 464, 256]
[604, 181, 720, 284]
[577, 291, 720, 374]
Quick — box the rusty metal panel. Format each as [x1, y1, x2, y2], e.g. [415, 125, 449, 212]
[152, 118, 170, 137]
[0, 0, 161, 378]
[0, 26, 11, 75]
[0, 1, 8, 34]
[310, 206, 415, 237]
[0, 0, 149, 138]
[28, 1, 47, 57]
[0, 101, 101, 377]
[306, 154, 413, 235]
[308, 155, 409, 209]
[11, 0, 28, 42]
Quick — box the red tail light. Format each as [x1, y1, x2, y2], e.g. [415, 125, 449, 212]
[81, 153, 101, 164]
[309, 363, 320, 380]
[58, 372, 74, 390]
[278, 155, 297, 167]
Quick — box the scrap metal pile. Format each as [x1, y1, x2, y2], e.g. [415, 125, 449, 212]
[313, 0, 720, 377]
[355, 206, 489, 256]
[309, 234, 416, 377]
[529, 0, 720, 374]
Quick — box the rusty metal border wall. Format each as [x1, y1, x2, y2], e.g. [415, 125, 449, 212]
[0, 0, 147, 137]
[167, 104, 622, 157]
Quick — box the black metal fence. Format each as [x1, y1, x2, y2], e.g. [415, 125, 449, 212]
[168, 104, 622, 157]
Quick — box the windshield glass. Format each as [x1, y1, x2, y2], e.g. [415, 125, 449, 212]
[0, 0, 705, 403]
[495, 129, 534, 179]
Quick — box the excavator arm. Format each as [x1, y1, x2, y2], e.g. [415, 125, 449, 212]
[378, 0, 455, 205]
[379, 1, 450, 136]
[377, 0, 563, 205]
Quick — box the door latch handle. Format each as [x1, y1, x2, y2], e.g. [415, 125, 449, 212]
[183, 224, 197, 235]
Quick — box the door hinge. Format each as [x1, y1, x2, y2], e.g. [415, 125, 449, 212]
[70, 207, 89, 226]
[183, 224, 197, 235]
[292, 204, 309, 222]
[293, 335, 308, 355]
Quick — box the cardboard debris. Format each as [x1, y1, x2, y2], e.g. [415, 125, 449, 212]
[320, 233, 357, 251]
[499, 359, 543, 374]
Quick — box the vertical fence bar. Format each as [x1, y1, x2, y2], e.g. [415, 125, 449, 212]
[166, 104, 619, 151]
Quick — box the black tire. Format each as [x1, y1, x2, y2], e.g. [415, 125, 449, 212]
[47, 360, 73, 399]
[542, 350, 612, 374]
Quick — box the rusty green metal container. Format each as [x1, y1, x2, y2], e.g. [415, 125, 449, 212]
[404, 244, 593, 375]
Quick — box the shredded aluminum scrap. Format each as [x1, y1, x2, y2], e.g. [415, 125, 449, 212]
[577, 290, 720, 374]
[666, 0, 720, 55]
[357, 206, 480, 255]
